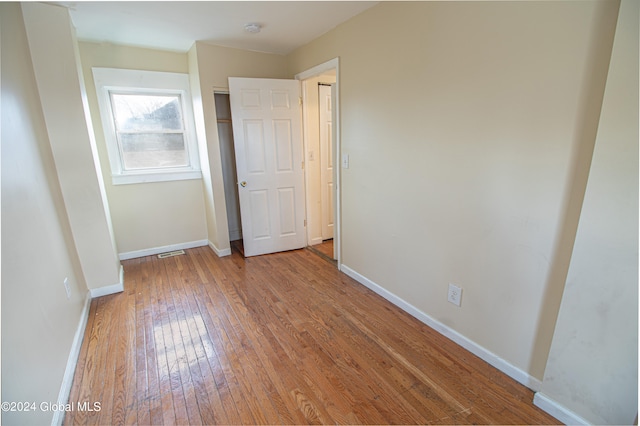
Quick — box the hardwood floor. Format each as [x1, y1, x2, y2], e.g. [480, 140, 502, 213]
[65, 246, 558, 425]
[308, 239, 334, 261]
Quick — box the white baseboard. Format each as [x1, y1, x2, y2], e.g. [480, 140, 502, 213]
[209, 241, 231, 257]
[340, 264, 542, 392]
[52, 291, 92, 426]
[308, 237, 324, 246]
[118, 239, 208, 260]
[89, 265, 124, 298]
[534, 392, 590, 425]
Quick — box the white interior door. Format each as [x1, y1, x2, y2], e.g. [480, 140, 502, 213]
[229, 77, 306, 257]
[319, 84, 334, 241]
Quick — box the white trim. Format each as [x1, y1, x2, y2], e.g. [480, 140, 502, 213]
[92, 67, 201, 185]
[534, 392, 590, 425]
[340, 264, 542, 391]
[118, 239, 208, 260]
[89, 266, 125, 298]
[300, 78, 314, 248]
[295, 58, 339, 81]
[90, 282, 124, 298]
[331, 81, 340, 269]
[209, 241, 232, 257]
[308, 236, 324, 246]
[112, 170, 202, 185]
[52, 292, 92, 426]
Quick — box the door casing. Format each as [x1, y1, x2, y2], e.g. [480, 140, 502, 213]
[217, 58, 341, 266]
[296, 58, 341, 268]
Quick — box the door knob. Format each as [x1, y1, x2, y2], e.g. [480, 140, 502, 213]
[240, 181, 247, 187]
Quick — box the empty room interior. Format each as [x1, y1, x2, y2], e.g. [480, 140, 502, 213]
[2, 1, 637, 425]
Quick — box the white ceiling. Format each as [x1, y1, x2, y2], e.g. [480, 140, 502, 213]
[56, 1, 378, 55]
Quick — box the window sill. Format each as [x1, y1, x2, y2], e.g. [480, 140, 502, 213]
[111, 170, 202, 185]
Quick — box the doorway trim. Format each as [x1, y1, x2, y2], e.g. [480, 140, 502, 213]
[296, 58, 341, 270]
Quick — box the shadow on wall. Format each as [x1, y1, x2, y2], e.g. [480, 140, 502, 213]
[528, 0, 621, 378]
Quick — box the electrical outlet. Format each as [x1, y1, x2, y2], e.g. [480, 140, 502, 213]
[448, 283, 462, 307]
[64, 277, 71, 300]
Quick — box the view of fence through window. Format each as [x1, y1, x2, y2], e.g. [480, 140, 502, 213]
[110, 93, 189, 170]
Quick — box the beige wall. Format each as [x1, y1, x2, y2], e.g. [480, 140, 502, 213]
[191, 42, 289, 90]
[80, 41, 290, 256]
[287, 0, 620, 381]
[4, 2, 634, 424]
[538, 0, 638, 423]
[1, 4, 89, 424]
[22, 3, 122, 292]
[79, 42, 208, 255]
[188, 42, 290, 252]
[0, 11, 290, 425]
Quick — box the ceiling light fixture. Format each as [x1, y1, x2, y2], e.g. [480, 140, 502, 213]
[244, 23, 262, 34]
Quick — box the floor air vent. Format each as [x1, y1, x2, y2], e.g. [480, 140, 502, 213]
[157, 249, 185, 259]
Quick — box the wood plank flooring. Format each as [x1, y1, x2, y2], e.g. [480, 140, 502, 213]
[65, 245, 558, 425]
[310, 239, 334, 260]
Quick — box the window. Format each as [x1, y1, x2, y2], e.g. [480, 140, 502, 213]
[93, 68, 201, 185]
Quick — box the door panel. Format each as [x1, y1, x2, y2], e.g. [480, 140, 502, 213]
[229, 77, 306, 257]
[249, 189, 271, 239]
[244, 120, 266, 173]
[277, 187, 297, 236]
[274, 120, 293, 171]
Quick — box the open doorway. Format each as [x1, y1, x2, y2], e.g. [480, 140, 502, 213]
[214, 93, 243, 244]
[297, 59, 340, 265]
[300, 77, 336, 262]
[217, 58, 341, 266]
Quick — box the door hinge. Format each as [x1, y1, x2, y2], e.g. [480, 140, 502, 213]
[301, 161, 305, 170]
[304, 219, 307, 227]
[299, 96, 303, 106]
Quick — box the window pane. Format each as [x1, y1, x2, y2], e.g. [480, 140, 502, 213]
[111, 93, 183, 131]
[120, 133, 188, 170]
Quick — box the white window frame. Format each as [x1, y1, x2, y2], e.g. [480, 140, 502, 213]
[93, 67, 201, 185]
